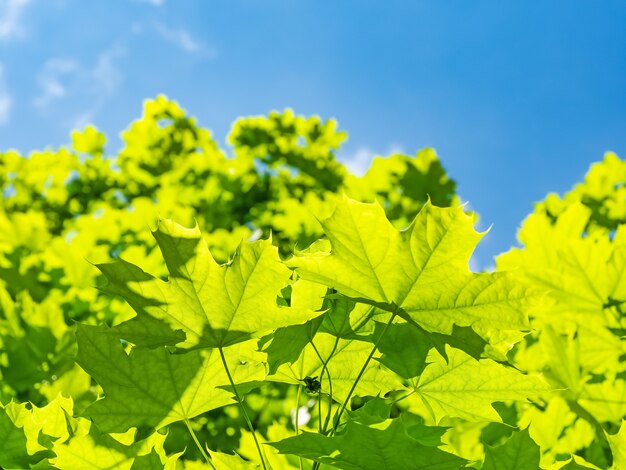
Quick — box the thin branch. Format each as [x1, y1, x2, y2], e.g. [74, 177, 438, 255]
[184, 419, 216, 470]
[218, 347, 268, 470]
[295, 384, 303, 470]
[329, 311, 397, 436]
[310, 336, 339, 433]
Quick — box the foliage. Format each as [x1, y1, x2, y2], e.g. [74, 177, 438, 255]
[497, 152, 626, 469]
[0, 96, 624, 468]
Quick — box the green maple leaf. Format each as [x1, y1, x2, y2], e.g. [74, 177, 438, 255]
[131, 449, 180, 470]
[579, 379, 626, 423]
[0, 291, 75, 399]
[557, 456, 602, 469]
[258, 279, 327, 374]
[267, 331, 403, 403]
[53, 425, 177, 470]
[0, 395, 82, 469]
[317, 294, 378, 339]
[498, 203, 626, 374]
[260, 291, 377, 375]
[76, 324, 266, 433]
[98, 220, 320, 348]
[289, 198, 534, 341]
[269, 413, 466, 470]
[208, 450, 258, 469]
[411, 347, 549, 423]
[371, 321, 488, 379]
[607, 420, 626, 470]
[498, 203, 617, 322]
[371, 321, 432, 379]
[0, 402, 49, 469]
[483, 428, 540, 470]
[538, 326, 583, 394]
[96, 219, 323, 349]
[260, 318, 322, 375]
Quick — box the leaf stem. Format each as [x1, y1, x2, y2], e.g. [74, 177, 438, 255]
[329, 311, 397, 436]
[295, 384, 303, 470]
[391, 389, 415, 405]
[566, 399, 610, 449]
[310, 336, 339, 433]
[184, 419, 216, 470]
[218, 347, 268, 470]
[321, 339, 339, 434]
[295, 384, 302, 436]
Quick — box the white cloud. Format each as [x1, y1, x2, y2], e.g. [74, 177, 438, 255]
[0, 93, 10, 125]
[0, 0, 31, 40]
[136, 0, 164, 5]
[343, 147, 375, 176]
[342, 143, 407, 176]
[91, 48, 124, 96]
[155, 23, 215, 56]
[75, 47, 125, 128]
[33, 47, 125, 127]
[155, 23, 200, 53]
[386, 142, 406, 155]
[34, 58, 79, 111]
[0, 63, 11, 125]
[137, 21, 216, 57]
[131, 22, 143, 35]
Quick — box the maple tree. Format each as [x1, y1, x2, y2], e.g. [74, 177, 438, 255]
[0, 96, 624, 469]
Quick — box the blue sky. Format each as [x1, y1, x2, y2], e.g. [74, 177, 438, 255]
[1, 1, 625, 267]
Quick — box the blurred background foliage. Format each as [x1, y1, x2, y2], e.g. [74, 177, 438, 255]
[1, 95, 625, 468]
[0, 96, 460, 465]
